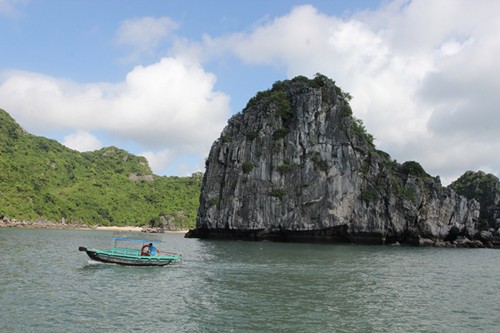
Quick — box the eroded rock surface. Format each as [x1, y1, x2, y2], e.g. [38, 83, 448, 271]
[187, 75, 479, 245]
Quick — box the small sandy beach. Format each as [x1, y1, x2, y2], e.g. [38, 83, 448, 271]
[95, 226, 188, 233]
[0, 219, 188, 233]
[95, 226, 144, 232]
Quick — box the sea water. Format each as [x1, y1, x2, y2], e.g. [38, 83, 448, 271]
[1, 228, 499, 333]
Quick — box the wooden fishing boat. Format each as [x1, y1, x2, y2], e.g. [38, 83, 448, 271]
[79, 237, 182, 267]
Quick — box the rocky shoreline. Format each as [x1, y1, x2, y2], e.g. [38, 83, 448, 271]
[417, 235, 500, 249]
[185, 227, 500, 249]
[4, 217, 498, 248]
[1, 217, 93, 230]
[0, 217, 187, 233]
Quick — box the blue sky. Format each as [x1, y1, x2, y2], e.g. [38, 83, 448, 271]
[1, 0, 499, 185]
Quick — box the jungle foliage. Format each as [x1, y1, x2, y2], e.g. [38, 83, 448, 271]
[0, 109, 202, 228]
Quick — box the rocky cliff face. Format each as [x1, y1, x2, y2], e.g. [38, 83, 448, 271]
[187, 75, 480, 245]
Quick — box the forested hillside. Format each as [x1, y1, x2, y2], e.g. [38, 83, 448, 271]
[0, 109, 201, 228]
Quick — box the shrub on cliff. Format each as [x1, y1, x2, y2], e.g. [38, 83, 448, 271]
[402, 161, 431, 178]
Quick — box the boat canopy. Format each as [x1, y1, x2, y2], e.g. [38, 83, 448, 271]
[112, 237, 161, 244]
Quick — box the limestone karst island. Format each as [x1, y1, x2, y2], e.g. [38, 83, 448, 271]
[187, 74, 500, 247]
[1, 74, 499, 247]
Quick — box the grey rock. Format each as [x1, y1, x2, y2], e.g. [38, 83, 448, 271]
[478, 230, 493, 242]
[419, 238, 435, 247]
[187, 75, 480, 245]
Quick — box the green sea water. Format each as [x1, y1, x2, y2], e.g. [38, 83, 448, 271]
[1, 228, 499, 333]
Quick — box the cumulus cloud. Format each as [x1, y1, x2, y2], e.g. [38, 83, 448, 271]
[199, 1, 500, 184]
[0, 56, 230, 175]
[140, 149, 173, 174]
[63, 131, 102, 152]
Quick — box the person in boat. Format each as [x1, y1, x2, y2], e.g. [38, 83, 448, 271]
[141, 243, 159, 256]
[149, 243, 159, 256]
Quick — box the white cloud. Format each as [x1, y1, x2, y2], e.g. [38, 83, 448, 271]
[115, 16, 178, 62]
[63, 131, 102, 152]
[140, 149, 173, 174]
[0, 0, 25, 17]
[201, 1, 500, 184]
[0, 56, 230, 175]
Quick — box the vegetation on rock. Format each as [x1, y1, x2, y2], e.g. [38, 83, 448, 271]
[449, 171, 500, 229]
[242, 162, 254, 174]
[401, 161, 431, 178]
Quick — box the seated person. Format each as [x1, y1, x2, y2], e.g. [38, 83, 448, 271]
[141, 243, 159, 256]
[149, 243, 159, 256]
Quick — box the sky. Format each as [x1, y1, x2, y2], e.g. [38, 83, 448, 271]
[0, 0, 499, 185]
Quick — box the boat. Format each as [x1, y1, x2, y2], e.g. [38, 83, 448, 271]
[79, 236, 182, 267]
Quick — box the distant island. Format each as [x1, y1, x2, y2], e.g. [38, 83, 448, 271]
[187, 74, 500, 247]
[0, 108, 202, 230]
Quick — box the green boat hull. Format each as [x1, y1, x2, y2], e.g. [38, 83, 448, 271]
[79, 246, 182, 266]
